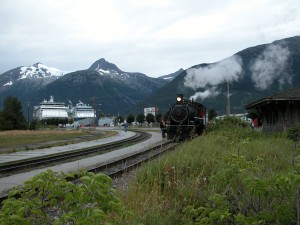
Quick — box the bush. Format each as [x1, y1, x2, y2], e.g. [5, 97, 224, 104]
[206, 116, 249, 131]
[0, 170, 132, 225]
[184, 154, 299, 224]
[120, 118, 299, 224]
[286, 124, 300, 142]
[205, 116, 261, 141]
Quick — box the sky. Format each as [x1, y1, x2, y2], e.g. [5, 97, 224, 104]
[0, 0, 299, 77]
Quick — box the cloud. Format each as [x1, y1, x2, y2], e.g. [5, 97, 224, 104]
[184, 55, 243, 100]
[250, 43, 291, 90]
[0, 0, 300, 76]
[189, 87, 220, 101]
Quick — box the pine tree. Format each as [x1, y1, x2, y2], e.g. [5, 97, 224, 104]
[136, 113, 145, 126]
[208, 108, 218, 121]
[0, 96, 28, 130]
[146, 113, 155, 124]
[126, 113, 135, 124]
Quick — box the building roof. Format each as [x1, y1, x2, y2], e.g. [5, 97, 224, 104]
[245, 86, 300, 109]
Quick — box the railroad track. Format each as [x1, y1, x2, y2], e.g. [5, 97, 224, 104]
[0, 136, 178, 206]
[89, 140, 178, 177]
[0, 131, 151, 176]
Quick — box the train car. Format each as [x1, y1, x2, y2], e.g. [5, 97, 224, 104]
[166, 94, 206, 142]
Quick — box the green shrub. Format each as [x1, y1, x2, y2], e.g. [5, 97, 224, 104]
[184, 154, 299, 224]
[0, 170, 132, 225]
[207, 116, 249, 130]
[205, 116, 261, 142]
[286, 124, 300, 142]
[121, 120, 299, 224]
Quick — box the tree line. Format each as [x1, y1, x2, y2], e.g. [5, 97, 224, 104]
[0, 96, 219, 131]
[0, 96, 164, 131]
[0, 96, 28, 131]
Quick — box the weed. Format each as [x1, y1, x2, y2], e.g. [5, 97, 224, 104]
[119, 118, 299, 224]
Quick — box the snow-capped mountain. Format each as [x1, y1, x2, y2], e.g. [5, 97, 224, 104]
[158, 68, 184, 81]
[89, 58, 146, 82]
[0, 62, 66, 88]
[19, 63, 65, 79]
[88, 58, 164, 87]
[0, 57, 182, 115]
[18, 58, 168, 115]
[89, 58, 123, 75]
[89, 58, 182, 83]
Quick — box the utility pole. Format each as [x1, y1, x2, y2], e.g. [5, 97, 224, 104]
[90, 96, 102, 126]
[227, 81, 230, 116]
[139, 101, 142, 114]
[25, 101, 31, 125]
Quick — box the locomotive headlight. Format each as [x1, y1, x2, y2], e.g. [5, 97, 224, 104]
[176, 94, 184, 103]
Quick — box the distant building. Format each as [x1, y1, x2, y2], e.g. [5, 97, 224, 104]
[245, 87, 300, 132]
[216, 113, 250, 122]
[98, 117, 114, 126]
[144, 107, 158, 117]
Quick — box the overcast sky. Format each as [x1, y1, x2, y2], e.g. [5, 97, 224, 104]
[0, 0, 299, 77]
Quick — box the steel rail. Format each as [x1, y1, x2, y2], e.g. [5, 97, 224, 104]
[0, 140, 178, 207]
[89, 141, 178, 177]
[0, 131, 151, 175]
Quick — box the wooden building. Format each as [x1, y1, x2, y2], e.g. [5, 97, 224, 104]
[245, 87, 300, 132]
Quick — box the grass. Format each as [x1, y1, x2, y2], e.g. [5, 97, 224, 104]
[118, 118, 299, 224]
[1, 118, 299, 224]
[0, 129, 118, 153]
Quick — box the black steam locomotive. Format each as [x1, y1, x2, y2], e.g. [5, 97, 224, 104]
[166, 94, 206, 142]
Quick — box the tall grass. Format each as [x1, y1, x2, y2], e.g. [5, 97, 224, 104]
[119, 117, 299, 224]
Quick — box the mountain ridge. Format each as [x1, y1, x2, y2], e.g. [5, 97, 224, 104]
[147, 36, 300, 115]
[0, 58, 181, 116]
[0, 36, 299, 118]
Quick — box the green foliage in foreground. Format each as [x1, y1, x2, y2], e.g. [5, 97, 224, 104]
[0, 170, 132, 225]
[2, 117, 300, 224]
[120, 117, 300, 224]
[287, 124, 300, 142]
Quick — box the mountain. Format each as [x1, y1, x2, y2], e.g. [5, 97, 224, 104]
[89, 58, 123, 74]
[35, 59, 166, 115]
[1, 36, 300, 118]
[0, 62, 66, 94]
[0, 58, 167, 117]
[148, 36, 300, 115]
[87, 58, 164, 92]
[157, 68, 184, 81]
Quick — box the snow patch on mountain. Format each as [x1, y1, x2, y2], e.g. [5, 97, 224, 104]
[4, 81, 13, 86]
[97, 68, 110, 74]
[19, 63, 65, 80]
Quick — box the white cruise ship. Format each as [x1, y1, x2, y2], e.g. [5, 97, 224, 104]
[71, 101, 96, 126]
[33, 96, 69, 120]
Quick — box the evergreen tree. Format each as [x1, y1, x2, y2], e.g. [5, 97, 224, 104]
[146, 113, 155, 124]
[126, 114, 135, 124]
[136, 113, 145, 126]
[208, 108, 218, 121]
[0, 96, 28, 130]
[155, 112, 162, 123]
[116, 116, 124, 124]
